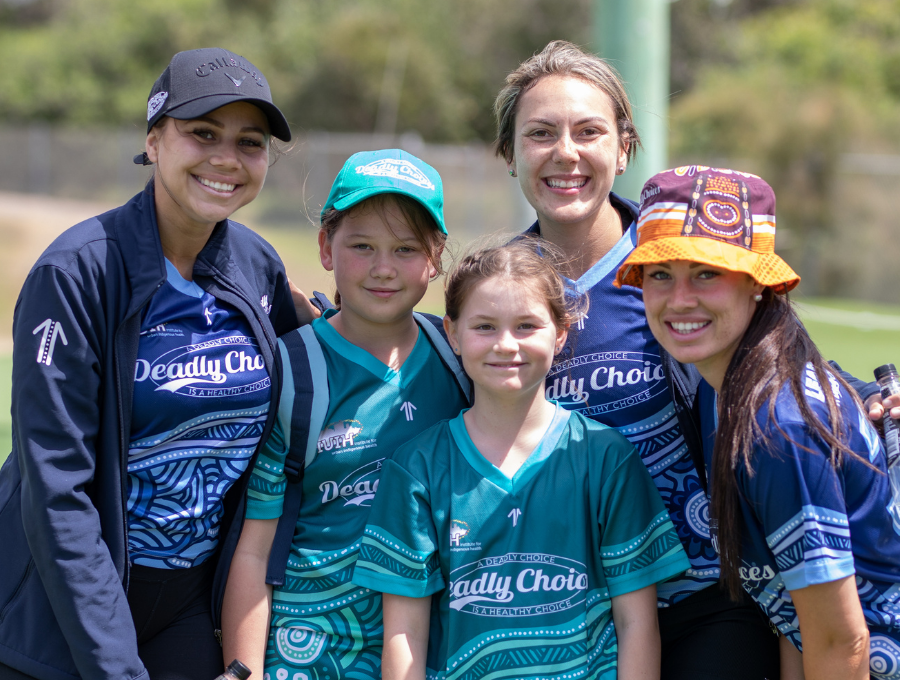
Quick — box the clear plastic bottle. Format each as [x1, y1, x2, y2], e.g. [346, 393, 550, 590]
[875, 364, 900, 534]
[875, 363, 900, 467]
[215, 660, 251, 680]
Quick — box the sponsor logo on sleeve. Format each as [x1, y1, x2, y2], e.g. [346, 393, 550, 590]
[33, 319, 68, 366]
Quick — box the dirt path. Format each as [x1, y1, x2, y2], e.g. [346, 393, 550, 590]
[0, 192, 117, 352]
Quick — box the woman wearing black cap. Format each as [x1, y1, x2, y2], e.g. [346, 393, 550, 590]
[0, 48, 300, 680]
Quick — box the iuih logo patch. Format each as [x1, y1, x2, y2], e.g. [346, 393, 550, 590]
[449, 519, 470, 547]
[355, 159, 435, 190]
[318, 419, 363, 454]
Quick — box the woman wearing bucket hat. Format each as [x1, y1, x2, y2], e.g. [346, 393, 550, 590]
[617, 166, 900, 679]
[494, 39, 892, 679]
[0, 48, 300, 680]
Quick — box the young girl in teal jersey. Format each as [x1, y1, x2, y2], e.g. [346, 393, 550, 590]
[221, 149, 470, 679]
[353, 240, 690, 680]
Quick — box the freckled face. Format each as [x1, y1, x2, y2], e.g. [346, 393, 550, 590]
[446, 276, 566, 399]
[146, 101, 270, 233]
[642, 260, 764, 388]
[510, 75, 628, 233]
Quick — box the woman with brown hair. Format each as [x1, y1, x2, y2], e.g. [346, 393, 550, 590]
[618, 165, 900, 680]
[494, 40, 787, 678]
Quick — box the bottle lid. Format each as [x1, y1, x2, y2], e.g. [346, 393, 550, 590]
[875, 364, 898, 381]
[225, 659, 252, 680]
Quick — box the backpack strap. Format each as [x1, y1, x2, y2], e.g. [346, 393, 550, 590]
[265, 325, 329, 586]
[413, 312, 472, 403]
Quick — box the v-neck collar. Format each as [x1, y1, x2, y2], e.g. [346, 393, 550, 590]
[562, 221, 637, 293]
[312, 310, 427, 388]
[449, 403, 571, 493]
[524, 192, 639, 294]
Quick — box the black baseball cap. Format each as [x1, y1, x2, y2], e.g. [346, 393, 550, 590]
[137, 47, 291, 163]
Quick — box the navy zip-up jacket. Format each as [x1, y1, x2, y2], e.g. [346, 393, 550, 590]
[0, 185, 297, 680]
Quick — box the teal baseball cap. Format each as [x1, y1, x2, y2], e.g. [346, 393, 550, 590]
[321, 149, 447, 234]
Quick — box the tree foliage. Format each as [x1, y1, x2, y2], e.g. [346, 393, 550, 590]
[0, 0, 591, 142]
[670, 0, 900, 298]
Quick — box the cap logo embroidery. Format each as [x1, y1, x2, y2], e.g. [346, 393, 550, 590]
[147, 91, 168, 121]
[224, 73, 247, 87]
[195, 57, 264, 87]
[355, 159, 435, 190]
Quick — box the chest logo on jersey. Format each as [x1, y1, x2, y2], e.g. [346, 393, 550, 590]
[318, 419, 364, 454]
[546, 351, 667, 412]
[448, 553, 588, 617]
[319, 458, 383, 507]
[134, 336, 268, 397]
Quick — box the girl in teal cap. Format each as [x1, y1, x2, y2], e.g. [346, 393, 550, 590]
[221, 150, 470, 680]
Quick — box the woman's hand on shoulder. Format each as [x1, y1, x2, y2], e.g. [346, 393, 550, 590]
[288, 279, 322, 325]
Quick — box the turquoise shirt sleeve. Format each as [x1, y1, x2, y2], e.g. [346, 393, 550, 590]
[352, 458, 444, 598]
[596, 438, 691, 598]
[246, 417, 289, 519]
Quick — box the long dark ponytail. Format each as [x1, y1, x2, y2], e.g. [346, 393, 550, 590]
[712, 289, 868, 599]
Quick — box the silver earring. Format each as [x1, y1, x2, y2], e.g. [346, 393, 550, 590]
[754, 294, 763, 302]
[617, 166, 625, 174]
[509, 168, 517, 177]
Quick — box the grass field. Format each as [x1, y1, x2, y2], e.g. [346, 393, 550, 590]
[0, 296, 896, 467]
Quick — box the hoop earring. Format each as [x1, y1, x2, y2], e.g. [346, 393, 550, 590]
[753, 294, 763, 302]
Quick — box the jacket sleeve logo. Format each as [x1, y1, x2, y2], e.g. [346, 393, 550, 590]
[33, 319, 68, 365]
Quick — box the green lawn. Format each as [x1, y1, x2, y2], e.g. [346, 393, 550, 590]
[0, 297, 897, 467]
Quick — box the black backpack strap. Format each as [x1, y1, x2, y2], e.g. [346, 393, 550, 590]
[310, 291, 336, 314]
[265, 326, 329, 586]
[413, 312, 472, 404]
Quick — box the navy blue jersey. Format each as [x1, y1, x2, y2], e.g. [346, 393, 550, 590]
[127, 260, 271, 568]
[530, 200, 718, 607]
[700, 370, 900, 678]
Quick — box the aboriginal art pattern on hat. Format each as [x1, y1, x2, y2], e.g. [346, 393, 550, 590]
[684, 174, 752, 247]
[636, 167, 777, 256]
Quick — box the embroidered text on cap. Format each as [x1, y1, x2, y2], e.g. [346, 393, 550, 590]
[355, 159, 435, 190]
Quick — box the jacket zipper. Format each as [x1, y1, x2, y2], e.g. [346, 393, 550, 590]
[119, 280, 164, 591]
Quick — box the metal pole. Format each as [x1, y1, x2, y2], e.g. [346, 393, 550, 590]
[594, 0, 671, 201]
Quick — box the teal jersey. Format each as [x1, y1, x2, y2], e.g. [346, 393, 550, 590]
[353, 406, 690, 680]
[246, 313, 468, 677]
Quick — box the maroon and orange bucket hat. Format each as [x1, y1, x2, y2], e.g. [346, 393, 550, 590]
[615, 166, 800, 294]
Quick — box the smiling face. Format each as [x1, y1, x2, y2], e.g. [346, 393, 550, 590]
[319, 198, 438, 331]
[146, 101, 270, 235]
[642, 260, 764, 391]
[446, 276, 566, 401]
[510, 75, 628, 235]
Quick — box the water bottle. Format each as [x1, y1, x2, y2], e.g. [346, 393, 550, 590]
[875, 363, 900, 467]
[215, 660, 251, 680]
[874, 364, 900, 534]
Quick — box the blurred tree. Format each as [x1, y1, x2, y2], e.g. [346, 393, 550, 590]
[669, 0, 900, 298]
[0, 0, 592, 142]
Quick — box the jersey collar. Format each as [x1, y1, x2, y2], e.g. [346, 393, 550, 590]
[449, 402, 572, 493]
